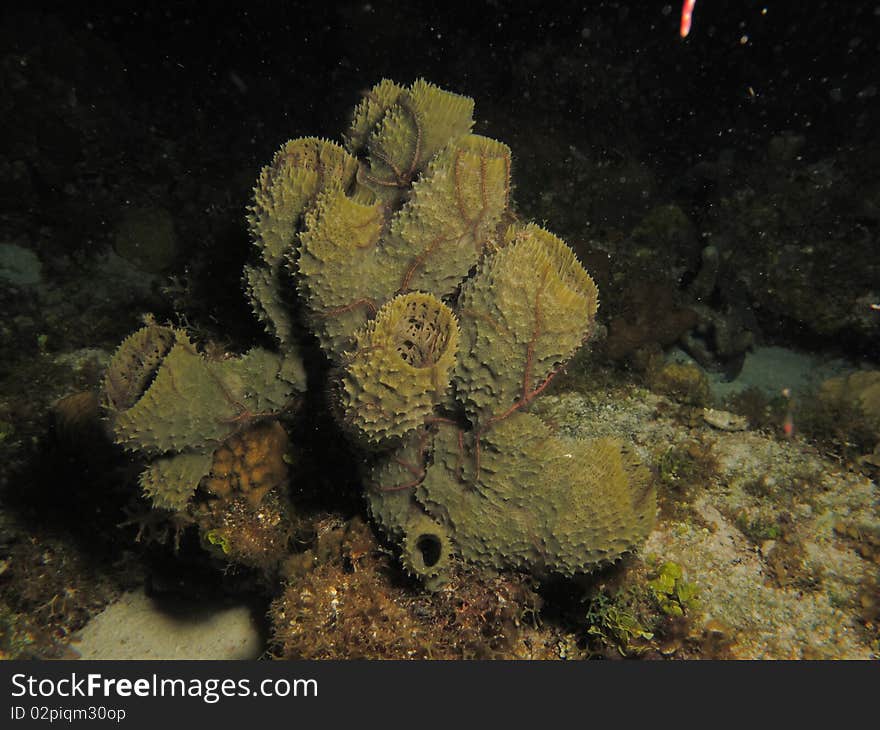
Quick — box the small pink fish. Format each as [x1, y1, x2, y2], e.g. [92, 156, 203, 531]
[680, 0, 696, 38]
[782, 411, 795, 439]
[781, 388, 795, 439]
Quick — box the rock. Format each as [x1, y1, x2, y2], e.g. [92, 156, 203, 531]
[72, 588, 263, 660]
[0, 242, 42, 287]
[702, 408, 749, 431]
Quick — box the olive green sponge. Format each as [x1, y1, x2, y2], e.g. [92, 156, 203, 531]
[248, 137, 358, 269]
[340, 292, 459, 444]
[377, 134, 511, 300]
[296, 186, 388, 359]
[102, 322, 305, 511]
[102, 321, 176, 413]
[368, 413, 655, 579]
[104, 78, 657, 582]
[247, 78, 652, 583]
[400, 510, 452, 590]
[350, 78, 475, 204]
[454, 223, 599, 425]
[423, 414, 654, 575]
[246, 137, 359, 345]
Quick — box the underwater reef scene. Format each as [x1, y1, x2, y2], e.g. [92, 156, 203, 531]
[0, 1, 878, 661]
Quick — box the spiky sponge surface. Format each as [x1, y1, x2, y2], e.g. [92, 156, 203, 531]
[421, 414, 655, 575]
[248, 137, 358, 269]
[454, 223, 599, 425]
[367, 413, 655, 578]
[296, 186, 389, 358]
[245, 78, 653, 582]
[140, 451, 215, 512]
[103, 323, 304, 512]
[356, 78, 474, 205]
[113, 340, 240, 454]
[102, 78, 656, 580]
[379, 134, 511, 299]
[340, 292, 459, 444]
[245, 137, 359, 346]
[103, 322, 176, 412]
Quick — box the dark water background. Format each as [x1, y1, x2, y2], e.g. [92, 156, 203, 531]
[3, 0, 878, 353]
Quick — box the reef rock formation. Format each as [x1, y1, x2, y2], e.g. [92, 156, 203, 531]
[818, 370, 880, 449]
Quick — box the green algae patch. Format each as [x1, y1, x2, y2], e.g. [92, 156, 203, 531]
[648, 561, 700, 617]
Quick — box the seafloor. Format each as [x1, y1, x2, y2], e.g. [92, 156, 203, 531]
[0, 2, 877, 660]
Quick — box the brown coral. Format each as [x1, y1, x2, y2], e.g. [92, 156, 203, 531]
[194, 420, 295, 574]
[202, 420, 289, 508]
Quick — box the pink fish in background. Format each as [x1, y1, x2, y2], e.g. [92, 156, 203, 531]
[781, 388, 795, 439]
[680, 0, 696, 37]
